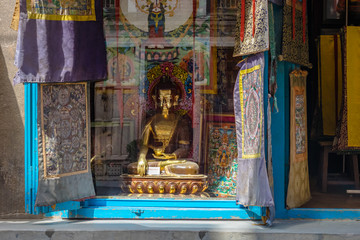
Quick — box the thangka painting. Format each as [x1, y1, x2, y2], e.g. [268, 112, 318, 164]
[26, 0, 96, 21]
[36, 83, 95, 207]
[206, 117, 238, 197]
[234, 52, 274, 207]
[106, 47, 140, 87]
[286, 70, 311, 208]
[40, 83, 90, 178]
[102, 0, 215, 93]
[281, 0, 311, 67]
[233, 0, 269, 57]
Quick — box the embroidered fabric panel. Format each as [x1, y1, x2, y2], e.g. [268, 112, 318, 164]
[238, 66, 263, 159]
[207, 122, 238, 197]
[287, 70, 311, 208]
[36, 83, 95, 207]
[26, 0, 96, 21]
[281, 3, 311, 67]
[233, 0, 269, 57]
[234, 53, 274, 207]
[41, 83, 89, 178]
[295, 94, 306, 154]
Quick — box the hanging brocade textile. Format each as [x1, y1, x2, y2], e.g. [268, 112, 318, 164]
[13, 0, 107, 84]
[281, 0, 311, 68]
[35, 83, 95, 206]
[286, 70, 311, 208]
[234, 53, 274, 209]
[233, 0, 269, 57]
[333, 26, 360, 152]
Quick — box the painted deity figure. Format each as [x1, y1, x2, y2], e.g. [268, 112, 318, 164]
[127, 77, 199, 176]
[148, 1, 165, 38]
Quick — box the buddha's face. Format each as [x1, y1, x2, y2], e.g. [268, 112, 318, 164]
[154, 89, 179, 118]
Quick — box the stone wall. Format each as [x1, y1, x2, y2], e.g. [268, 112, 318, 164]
[0, 0, 27, 218]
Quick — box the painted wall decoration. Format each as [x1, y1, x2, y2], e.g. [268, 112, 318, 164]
[206, 116, 238, 197]
[287, 69, 311, 208]
[26, 0, 96, 21]
[233, 0, 269, 57]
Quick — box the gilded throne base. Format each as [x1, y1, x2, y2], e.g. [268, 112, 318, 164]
[120, 175, 208, 194]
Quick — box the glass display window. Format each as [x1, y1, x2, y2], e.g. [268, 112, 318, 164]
[91, 0, 241, 200]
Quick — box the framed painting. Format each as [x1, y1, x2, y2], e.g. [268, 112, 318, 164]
[204, 114, 238, 197]
[323, 0, 345, 26]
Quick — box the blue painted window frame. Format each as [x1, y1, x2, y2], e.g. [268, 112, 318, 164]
[25, 60, 360, 220]
[272, 62, 360, 220]
[24, 80, 264, 219]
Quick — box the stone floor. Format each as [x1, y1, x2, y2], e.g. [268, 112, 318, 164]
[0, 218, 360, 240]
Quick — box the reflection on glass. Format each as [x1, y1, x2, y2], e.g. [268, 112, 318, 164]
[91, 0, 240, 199]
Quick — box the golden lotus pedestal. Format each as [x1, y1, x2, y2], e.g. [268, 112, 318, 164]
[120, 174, 208, 194]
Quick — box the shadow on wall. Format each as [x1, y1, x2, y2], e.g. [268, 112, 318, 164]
[0, 46, 25, 217]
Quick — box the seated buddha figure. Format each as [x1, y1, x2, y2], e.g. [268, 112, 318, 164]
[128, 78, 199, 177]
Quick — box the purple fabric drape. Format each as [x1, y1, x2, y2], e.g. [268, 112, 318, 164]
[234, 53, 274, 209]
[14, 0, 107, 84]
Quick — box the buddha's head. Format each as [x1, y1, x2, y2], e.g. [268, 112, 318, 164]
[152, 76, 180, 118]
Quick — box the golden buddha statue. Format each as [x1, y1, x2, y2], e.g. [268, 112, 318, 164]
[128, 79, 199, 177]
[124, 77, 207, 194]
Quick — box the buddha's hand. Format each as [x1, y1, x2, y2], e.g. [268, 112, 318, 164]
[152, 153, 177, 160]
[137, 156, 147, 176]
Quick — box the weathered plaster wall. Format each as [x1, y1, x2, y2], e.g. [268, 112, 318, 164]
[0, 0, 26, 217]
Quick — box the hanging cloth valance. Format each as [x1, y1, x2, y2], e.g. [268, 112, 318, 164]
[233, 0, 269, 57]
[281, 0, 311, 67]
[13, 0, 107, 85]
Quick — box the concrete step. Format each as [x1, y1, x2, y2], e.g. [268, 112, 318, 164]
[0, 219, 360, 240]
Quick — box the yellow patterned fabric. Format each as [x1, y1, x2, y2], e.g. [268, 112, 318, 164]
[347, 26, 360, 147]
[26, 0, 96, 21]
[10, 0, 20, 31]
[286, 70, 311, 209]
[318, 35, 342, 136]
